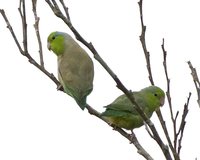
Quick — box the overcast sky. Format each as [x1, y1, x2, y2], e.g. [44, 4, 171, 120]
[1, 0, 200, 160]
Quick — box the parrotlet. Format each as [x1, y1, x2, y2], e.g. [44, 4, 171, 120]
[101, 86, 165, 130]
[47, 31, 94, 110]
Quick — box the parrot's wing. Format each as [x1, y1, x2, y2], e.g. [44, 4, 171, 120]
[104, 92, 146, 114]
[58, 68, 74, 97]
[101, 106, 136, 117]
[58, 67, 88, 110]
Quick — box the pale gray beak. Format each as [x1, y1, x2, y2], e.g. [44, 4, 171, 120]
[47, 42, 51, 50]
[160, 97, 165, 107]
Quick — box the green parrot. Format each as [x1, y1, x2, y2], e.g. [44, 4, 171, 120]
[47, 31, 94, 110]
[101, 86, 165, 130]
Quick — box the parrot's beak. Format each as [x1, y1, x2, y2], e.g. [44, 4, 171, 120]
[47, 42, 51, 51]
[160, 97, 165, 107]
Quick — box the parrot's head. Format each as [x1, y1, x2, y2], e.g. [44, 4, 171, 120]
[47, 31, 66, 56]
[142, 86, 165, 112]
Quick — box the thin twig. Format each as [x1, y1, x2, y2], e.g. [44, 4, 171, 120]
[138, 6, 174, 159]
[162, 39, 191, 160]
[138, 2, 172, 159]
[177, 92, 191, 155]
[18, 0, 28, 54]
[162, 39, 182, 160]
[161, 39, 181, 159]
[32, 0, 44, 67]
[59, 0, 71, 20]
[45, 0, 172, 159]
[187, 61, 200, 107]
[138, 0, 154, 85]
[137, 1, 172, 159]
[161, 39, 174, 133]
[137, 9, 174, 159]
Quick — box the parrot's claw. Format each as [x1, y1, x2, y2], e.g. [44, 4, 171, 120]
[112, 125, 118, 131]
[107, 122, 117, 130]
[57, 84, 62, 91]
[129, 130, 136, 144]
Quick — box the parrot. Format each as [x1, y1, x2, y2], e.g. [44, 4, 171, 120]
[47, 31, 94, 110]
[101, 86, 165, 130]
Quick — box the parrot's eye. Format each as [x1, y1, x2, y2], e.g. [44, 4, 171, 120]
[52, 36, 56, 40]
[154, 93, 158, 97]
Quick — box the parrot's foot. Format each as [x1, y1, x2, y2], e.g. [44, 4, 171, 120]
[106, 121, 118, 130]
[112, 125, 118, 131]
[129, 130, 136, 144]
[57, 84, 62, 91]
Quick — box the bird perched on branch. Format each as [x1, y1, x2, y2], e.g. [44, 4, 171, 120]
[101, 86, 165, 130]
[47, 31, 94, 110]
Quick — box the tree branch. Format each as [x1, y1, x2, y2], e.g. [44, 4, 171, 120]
[187, 61, 200, 108]
[162, 39, 191, 160]
[59, 0, 71, 20]
[18, 0, 28, 54]
[161, 39, 179, 160]
[32, 0, 44, 67]
[137, 1, 173, 159]
[138, 0, 154, 85]
[137, 4, 173, 160]
[177, 92, 191, 155]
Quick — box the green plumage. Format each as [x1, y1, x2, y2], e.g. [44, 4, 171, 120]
[47, 31, 94, 110]
[101, 86, 165, 130]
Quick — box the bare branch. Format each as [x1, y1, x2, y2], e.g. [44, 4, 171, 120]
[162, 39, 176, 130]
[137, 1, 174, 158]
[138, 0, 154, 85]
[162, 38, 181, 160]
[59, 0, 71, 20]
[177, 92, 191, 155]
[137, 1, 173, 159]
[162, 39, 191, 160]
[18, 0, 28, 54]
[32, 0, 44, 67]
[137, 6, 172, 158]
[162, 38, 175, 141]
[187, 61, 200, 107]
[137, 7, 175, 159]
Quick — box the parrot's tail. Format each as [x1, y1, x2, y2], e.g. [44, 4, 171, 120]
[76, 97, 87, 110]
[75, 88, 93, 110]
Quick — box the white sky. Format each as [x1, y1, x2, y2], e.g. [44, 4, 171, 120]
[0, 0, 200, 160]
